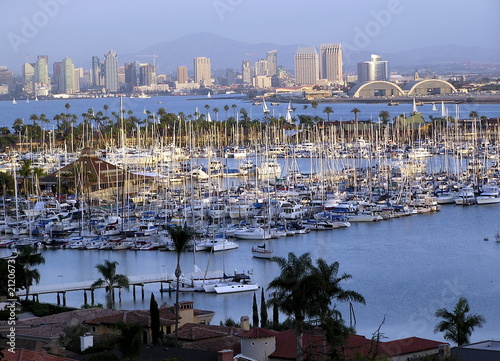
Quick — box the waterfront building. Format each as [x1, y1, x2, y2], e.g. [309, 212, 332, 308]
[52, 61, 62, 92]
[140, 64, 157, 86]
[253, 75, 272, 89]
[294, 46, 319, 85]
[194, 56, 212, 86]
[225, 68, 236, 86]
[177, 65, 188, 83]
[104, 50, 119, 93]
[61, 57, 75, 94]
[267, 49, 278, 77]
[35, 55, 50, 86]
[320, 43, 342, 84]
[357, 54, 389, 82]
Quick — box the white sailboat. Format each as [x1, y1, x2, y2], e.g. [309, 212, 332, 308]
[262, 97, 270, 114]
[35, 95, 39, 102]
[206, 111, 212, 123]
[287, 100, 294, 112]
[252, 241, 273, 259]
[26, 97, 30, 104]
[412, 98, 418, 114]
[432, 102, 437, 111]
[207, 91, 211, 99]
[285, 109, 293, 124]
[12, 98, 17, 105]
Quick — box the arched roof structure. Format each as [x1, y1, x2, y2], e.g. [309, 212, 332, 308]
[349, 81, 404, 98]
[403, 79, 457, 95]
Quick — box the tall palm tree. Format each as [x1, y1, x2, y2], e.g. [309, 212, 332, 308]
[323, 106, 334, 122]
[91, 260, 129, 309]
[434, 297, 485, 346]
[224, 104, 230, 120]
[379, 110, 391, 124]
[16, 245, 45, 299]
[267, 252, 315, 361]
[311, 101, 318, 118]
[167, 225, 195, 346]
[469, 111, 478, 119]
[351, 108, 361, 122]
[213, 107, 219, 121]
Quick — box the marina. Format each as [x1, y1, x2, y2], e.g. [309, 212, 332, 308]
[0, 97, 500, 344]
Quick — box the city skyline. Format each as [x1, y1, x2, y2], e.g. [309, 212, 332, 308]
[1, 0, 499, 71]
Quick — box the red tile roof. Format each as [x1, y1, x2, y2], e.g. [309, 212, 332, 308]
[239, 328, 279, 339]
[269, 329, 447, 360]
[2, 349, 78, 361]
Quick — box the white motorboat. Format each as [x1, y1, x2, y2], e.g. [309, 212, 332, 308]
[233, 227, 272, 240]
[476, 185, 500, 205]
[257, 160, 282, 178]
[197, 238, 239, 252]
[214, 282, 259, 294]
[454, 187, 476, 205]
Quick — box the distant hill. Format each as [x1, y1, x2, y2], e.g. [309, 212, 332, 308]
[123, 32, 500, 74]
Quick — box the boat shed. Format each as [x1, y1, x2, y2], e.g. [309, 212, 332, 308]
[403, 79, 457, 96]
[349, 81, 405, 98]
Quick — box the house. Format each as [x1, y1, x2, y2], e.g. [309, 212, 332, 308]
[83, 301, 214, 344]
[452, 340, 500, 361]
[1, 349, 78, 361]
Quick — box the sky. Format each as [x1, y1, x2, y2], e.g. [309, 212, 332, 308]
[1, 0, 499, 72]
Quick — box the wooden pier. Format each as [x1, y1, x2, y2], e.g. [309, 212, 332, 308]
[17, 272, 175, 306]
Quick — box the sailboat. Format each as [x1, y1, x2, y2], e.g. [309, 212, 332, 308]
[285, 109, 293, 124]
[252, 241, 273, 259]
[412, 98, 418, 114]
[206, 111, 212, 123]
[432, 102, 437, 111]
[26, 97, 30, 104]
[287, 100, 294, 112]
[12, 98, 17, 105]
[207, 91, 211, 99]
[35, 95, 39, 102]
[262, 97, 270, 115]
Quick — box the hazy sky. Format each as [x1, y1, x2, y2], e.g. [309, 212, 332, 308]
[1, 0, 499, 71]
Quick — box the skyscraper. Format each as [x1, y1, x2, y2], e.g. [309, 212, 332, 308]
[177, 66, 188, 83]
[320, 43, 342, 84]
[242, 60, 253, 84]
[22, 63, 35, 91]
[91, 56, 103, 87]
[294, 47, 319, 85]
[357, 54, 389, 82]
[104, 50, 119, 92]
[266, 50, 278, 77]
[61, 57, 75, 94]
[35, 55, 49, 86]
[194, 57, 212, 86]
[254, 59, 268, 76]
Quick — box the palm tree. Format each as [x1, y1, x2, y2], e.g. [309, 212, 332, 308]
[469, 111, 478, 119]
[167, 225, 195, 346]
[351, 108, 361, 122]
[311, 101, 318, 118]
[379, 110, 391, 124]
[91, 260, 129, 309]
[224, 104, 230, 120]
[267, 252, 315, 361]
[323, 106, 334, 122]
[16, 245, 45, 299]
[434, 297, 485, 346]
[213, 107, 219, 121]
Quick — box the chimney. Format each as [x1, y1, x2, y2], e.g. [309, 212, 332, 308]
[240, 316, 250, 331]
[218, 349, 234, 361]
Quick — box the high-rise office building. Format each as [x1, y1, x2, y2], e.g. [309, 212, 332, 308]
[53, 61, 62, 92]
[320, 43, 342, 84]
[177, 66, 188, 83]
[104, 50, 119, 92]
[140, 64, 156, 86]
[194, 57, 212, 86]
[35, 55, 49, 86]
[294, 47, 319, 85]
[22, 63, 35, 86]
[357, 54, 389, 82]
[61, 57, 75, 94]
[225, 68, 236, 86]
[91, 56, 103, 87]
[266, 50, 278, 77]
[242, 60, 253, 84]
[255, 59, 268, 76]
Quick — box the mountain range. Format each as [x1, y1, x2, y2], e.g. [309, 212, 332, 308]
[121, 32, 499, 74]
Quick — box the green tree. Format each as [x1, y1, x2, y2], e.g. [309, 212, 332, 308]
[167, 225, 195, 346]
[379, 110, 391, 124]
[114, 321, 143, 361]
[260, 288, 268, 328]
[150, 293, 160, 345]
[323, 106, 334, 122]
[58, 324, 89, 353]
[252, 292, 259, 327]
[434, 297, 485, 346]
[16, 245, 45, 299]
[91, 260, 129, 309]
[351, 108, 361, 122]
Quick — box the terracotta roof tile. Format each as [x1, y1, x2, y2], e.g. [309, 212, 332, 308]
[2, 348, 78, 361]
[240, 328, 279, 339]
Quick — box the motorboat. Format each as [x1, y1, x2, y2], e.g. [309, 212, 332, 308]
[476, 185, 500, 205]
[454, 187, 476, 205]
[233, 227, 272, 240]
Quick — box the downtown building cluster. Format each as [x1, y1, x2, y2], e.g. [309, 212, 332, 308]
[0, 43, 393, 98]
